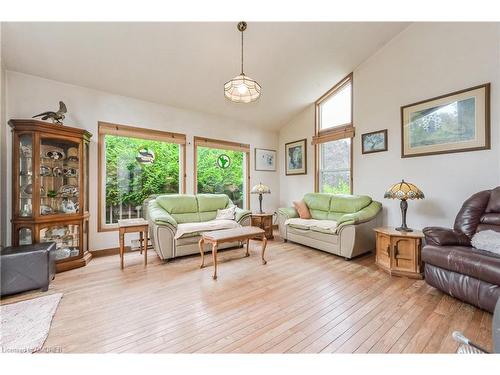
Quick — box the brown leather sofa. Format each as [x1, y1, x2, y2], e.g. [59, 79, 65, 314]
[422, 187, 500, 313]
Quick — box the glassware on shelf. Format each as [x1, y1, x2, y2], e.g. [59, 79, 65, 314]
[19, 134, 33, 217]
[19, 228, 33, 245]
[40, 224, 80, 260]
[39, 138, 80, 216]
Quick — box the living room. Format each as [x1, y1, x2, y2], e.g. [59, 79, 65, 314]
[1, 1, 499, 373]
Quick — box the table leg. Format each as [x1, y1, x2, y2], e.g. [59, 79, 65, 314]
[143, 230, 148, 266]
[261, 235, 268, 265]
[199, 238, 205, 268]
[119, 232, 124, 270]
[245, 238, 250, 257]
[212, 242, 218, 280]
[139, 231, 143, 255]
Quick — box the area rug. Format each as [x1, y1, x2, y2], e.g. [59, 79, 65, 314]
[1, 293, 62, 353]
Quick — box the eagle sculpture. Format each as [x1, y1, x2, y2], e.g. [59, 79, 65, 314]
[33, 101, 67, 124]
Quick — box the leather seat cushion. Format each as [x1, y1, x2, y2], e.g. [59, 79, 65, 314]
[422, 245, 500, 286]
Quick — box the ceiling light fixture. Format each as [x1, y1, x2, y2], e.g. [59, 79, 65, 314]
[224, 21, 261, 103]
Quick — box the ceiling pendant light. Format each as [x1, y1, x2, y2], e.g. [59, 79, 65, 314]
[224, 21, 262, 103]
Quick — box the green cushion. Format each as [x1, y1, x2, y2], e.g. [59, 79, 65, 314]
[309, 209, 328, 220]
[330, 194, 373, 213]
[327, 211, 343, 221]
[171, 212, 201, 224]
[199, 211, 217, 222]
[197, 194, 230, 212]
[156, 194, 198, 214]
[303, 193, 332, 212]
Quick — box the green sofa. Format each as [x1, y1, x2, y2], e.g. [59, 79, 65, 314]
[146, 194, 251, 260]
[277, 193, 382, 259]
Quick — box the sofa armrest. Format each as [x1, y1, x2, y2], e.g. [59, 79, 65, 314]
[337, 201, 382, 229]
[235, 207, 251, 224]
[147, 200, 178, 229]
[423, 227, 471, 247]
[277, 207, 299, 220]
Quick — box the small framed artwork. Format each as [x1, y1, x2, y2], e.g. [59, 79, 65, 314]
[285, 139, 307, 175]
[401, 83, 490, 158]
[255, 148, 276, 171]
[362, 129, 388, 154]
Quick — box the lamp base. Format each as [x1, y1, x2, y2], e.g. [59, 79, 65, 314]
[395, 226, 413, 232]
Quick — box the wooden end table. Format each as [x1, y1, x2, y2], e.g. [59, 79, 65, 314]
[374, 227, 424, 279]
[251, 213, 274, 240]
[118, 218, 149, 270]
[198, 226, 267, 280]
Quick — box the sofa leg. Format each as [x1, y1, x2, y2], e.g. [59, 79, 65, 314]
[283, 239, 287, 243]
[41, 285, 49, 292]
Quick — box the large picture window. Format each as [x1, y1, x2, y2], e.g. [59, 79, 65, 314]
[194, 137, 250, 209]
[314, 73, 354, 194]
[98, 122, 186, 231]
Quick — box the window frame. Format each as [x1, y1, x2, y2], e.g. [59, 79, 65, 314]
[193, 136, 250, 210]
[97, 121, 186, 232]
[314, 73, 354, 193]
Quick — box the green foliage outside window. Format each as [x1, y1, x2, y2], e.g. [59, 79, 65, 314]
[105, 135, 180, 223]
[322, 179, 350, 194]
[197, 147, 244, 208]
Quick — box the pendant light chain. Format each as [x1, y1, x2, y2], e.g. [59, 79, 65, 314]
[241, 28, 244, 75]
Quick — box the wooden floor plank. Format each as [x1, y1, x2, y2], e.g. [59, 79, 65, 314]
[2, 234, 492, 353]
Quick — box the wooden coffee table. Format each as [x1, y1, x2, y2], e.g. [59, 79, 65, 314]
[198, 226, 267, 279]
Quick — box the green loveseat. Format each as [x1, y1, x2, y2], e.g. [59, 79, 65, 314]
[277, 193, 381, 259]
[146, 194, 251, 260]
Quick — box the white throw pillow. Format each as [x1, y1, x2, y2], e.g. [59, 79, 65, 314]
[471, 230, 500, 255]
[215, 206, 236, 220]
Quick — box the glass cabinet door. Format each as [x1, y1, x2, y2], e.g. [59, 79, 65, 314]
[18, 227, 33, 245]
[39, 137, 80, 216]
[40, 224, 80, 260]
[19, 133, 34, 217]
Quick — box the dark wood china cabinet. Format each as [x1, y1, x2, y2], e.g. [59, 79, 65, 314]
[10, 119, 92, 272]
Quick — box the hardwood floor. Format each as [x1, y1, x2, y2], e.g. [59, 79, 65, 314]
[2, 235, 493, 353]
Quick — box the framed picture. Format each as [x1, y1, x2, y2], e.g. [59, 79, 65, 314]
[254, 148, 276, 171]
[285, 139, 307, 175]
[362, 129, 388, 154]
[401, 83, 490, 158]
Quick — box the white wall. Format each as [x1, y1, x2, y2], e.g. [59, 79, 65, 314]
[278, 105, 315, 207]
[5, 71, 280, 250]
[354, 22, 499, 229]
[279, 22, 500, 230]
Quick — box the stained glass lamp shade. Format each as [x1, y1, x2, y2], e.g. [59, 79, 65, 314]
[251, 183, 271, 214]
[384, 180, 424, 232]
[224, 75, 261, 103]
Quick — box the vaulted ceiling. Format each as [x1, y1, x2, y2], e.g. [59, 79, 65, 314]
[2, 22, 408, 130]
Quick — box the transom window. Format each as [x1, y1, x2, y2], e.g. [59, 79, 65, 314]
[98, 122, 186, 231]
[314, 73, 354, 194]
[318, 75, 352, 131]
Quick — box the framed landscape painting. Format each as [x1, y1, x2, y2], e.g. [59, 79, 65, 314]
[255, 148, 276, 171]
[401, 83, 490, 158]
[362, 129, 388, 154]
[285, 139, 307, 175]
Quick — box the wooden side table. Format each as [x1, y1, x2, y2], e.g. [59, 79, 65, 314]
[251, 213, 274, 240]
[374, 227, 424, 279]
[118, 219, 149, 270]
